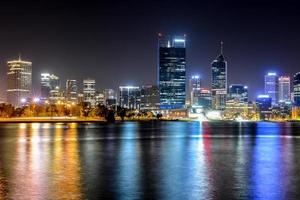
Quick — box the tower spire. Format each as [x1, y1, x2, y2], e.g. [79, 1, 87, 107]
[18, 53, 21, 61]
[220, 41, 224, 55]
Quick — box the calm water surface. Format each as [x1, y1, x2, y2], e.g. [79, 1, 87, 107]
[0, 121, 300, 199]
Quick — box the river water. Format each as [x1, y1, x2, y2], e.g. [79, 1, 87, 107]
[0, 121, 300, 199]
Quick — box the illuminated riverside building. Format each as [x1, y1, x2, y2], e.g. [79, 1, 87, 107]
[66, 80, 78, 103]
[189, 75, 201, 107]
[292, 73, 300, 119]
[265, 72, 279, 105]
[255, 95, 272, 120]
[198, 89, 212, 109]
[41, 73, 60, 100]
[7, 57, 32, 107]
[95, 92, 105, 105]
[211, 42, 227, 110]
[278, 76, 290, 102]
[104, 89, 117, 107]
[140, 85, 160, 110]
[83, 79, 96, 107]
[158, 34, 186, 109]
[119, 86, 141, 109]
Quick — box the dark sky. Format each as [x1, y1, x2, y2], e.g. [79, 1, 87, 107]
[0, 0, 300, 100]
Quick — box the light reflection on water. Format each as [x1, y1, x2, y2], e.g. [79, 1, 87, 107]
[0, 121, 299, 199]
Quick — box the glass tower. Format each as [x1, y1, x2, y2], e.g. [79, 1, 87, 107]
[7, 56, 32, 107]
[66, 79, 78, 103]
[264, 72, 279, 105]
[211, 42, 227, 110]
[278, 76, 290, 102]
[158, 34, 186, 109]
[41, 73, 60, 100]
[293, 72, 300, 106]
[119, 86, 141, 109]
[228, 84, 248, 103]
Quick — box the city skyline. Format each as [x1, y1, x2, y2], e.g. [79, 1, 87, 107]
[1, 0, 300, 100]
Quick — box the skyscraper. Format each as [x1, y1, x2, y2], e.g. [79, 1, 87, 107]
[278, 76, 290, 102]
[264, 72, 279, 105]
[293, 72, 300, 106]
[140, 85, 160, 110]
[7, 56, 32, 107]
[66, 79, 78, 103]
[119, 86, 141, 109]
[41, 73, 60, 100]
[158, 34, 186, 109]
[83, 79, 96, 107]
[255, 95, 272, 119]
[211, 42, 227, 110]
[189, 75, 201, 106]
[228, 84, 248, 103]
[104, 89, 117, 107]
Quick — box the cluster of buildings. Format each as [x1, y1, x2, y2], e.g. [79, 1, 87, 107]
[4, 34, 300, 120]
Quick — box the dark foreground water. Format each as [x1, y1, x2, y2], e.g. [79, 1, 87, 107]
[0, 121, 300, 199]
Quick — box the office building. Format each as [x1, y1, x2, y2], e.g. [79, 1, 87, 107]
[211, 42, 227, 110]
[41, 73, 60, 100]
[104, 89, 117, 107]
[189, 75, 201, 106]
[66, 80, 78, 103]
[158, 34, 186, 109]
[228, 84, 248, 103]
[255, 95, 272, 119]
[83, 79, 96, 107]
[140, 85, 160, 110]
[293, 72, 300, 106]
[198, 88, 212, 109]
[119, 86, 141, 109]
[278, 76, 290, 102]
[265, 72, 279, 105]
[7, 56, 32, 107]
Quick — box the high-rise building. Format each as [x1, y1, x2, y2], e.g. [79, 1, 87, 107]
[83, 79, 96, 107]
[189, 75, 201, 106]
[119, 86, 141, 109]
[140, 85, 160, 110]
[104, 89, 117, 107]
[211, 42, 227, 110]
[158, 34, 186, 109]
[7, 57, 32, 107]
[198, 88, 212, 109]
[278, 76, 290, 102]
[41, 73, 60, 100]
[293, 72, 300, 106]
[66, 80, 78, 103]
[228, 84, 248, 103]
[255, 95, 272, 119]
[265, 72, 279, 105]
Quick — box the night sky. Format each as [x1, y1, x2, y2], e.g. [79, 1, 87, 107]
[0, 0, 300, 100]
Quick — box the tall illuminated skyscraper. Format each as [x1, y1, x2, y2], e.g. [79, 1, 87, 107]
[158, 34, 186, 109]
[278, 76, 290, 102]
[293, 72, 300, 106]
[83, 79, 96, 107]
[211, 42, 227, 110]
[119, 86, 141, 109]
[7, 56, 32, 107]
[189, 75, 201, 106]
[264, 72, 279, 105]
[66, 79, 78, 103]
[41, 73, 60, 100]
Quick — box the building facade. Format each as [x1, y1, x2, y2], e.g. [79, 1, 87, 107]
[293, 72, 300, 106]
[228, 84, 248, 103]
[265, 72, 279, 105]
[66, 79, 78, 103]
[189, 75, 201, 107]
[41, 73, 60, 100]
[119, 86, 141, 109]
[7, 57, 32, 107]
[211, 42, 227, 110]
[140, 85, 160, 110]
[256, 95, 272, 120]
[278, 76, 290, 102]
[83, 79, 96, 107]
[158, 34, 186, 109]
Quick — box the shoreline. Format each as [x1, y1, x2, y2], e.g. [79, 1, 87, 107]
[0, 117, 299, 123]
